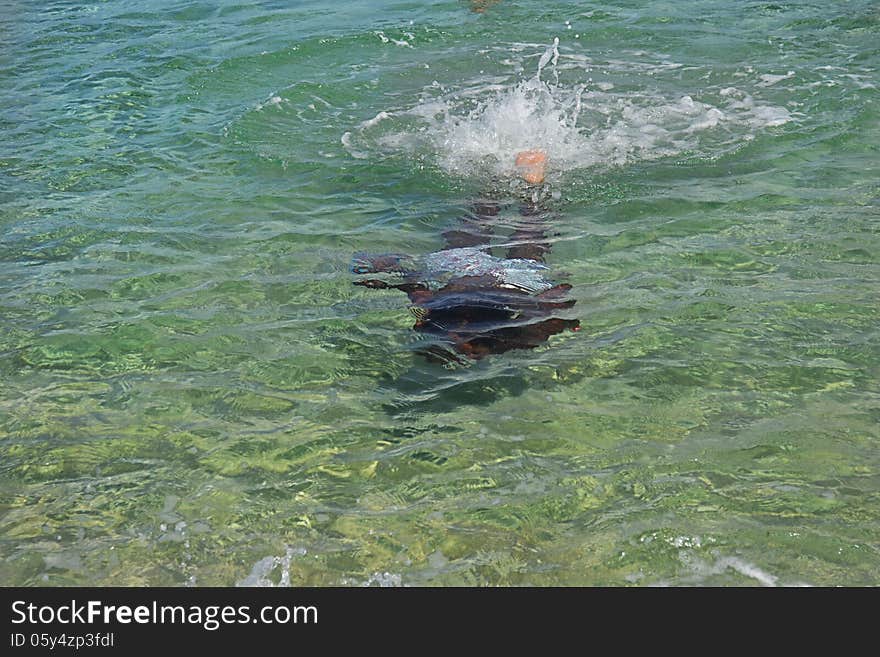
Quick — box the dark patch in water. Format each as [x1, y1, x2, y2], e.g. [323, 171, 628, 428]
[353, 195, 579, 363]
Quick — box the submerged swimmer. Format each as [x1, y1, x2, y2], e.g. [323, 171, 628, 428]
[352, 150, 579, 362]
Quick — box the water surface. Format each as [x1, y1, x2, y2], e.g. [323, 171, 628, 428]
[1, 0, 878, 586]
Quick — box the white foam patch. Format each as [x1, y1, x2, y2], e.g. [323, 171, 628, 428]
[361, 110, 393, 129]
[758, 71, 795, 87]
[677, 552, 810, 587]
[341, 571, 404, 587]
[237, 547, 306, 587]
[342, 40, 794, 181]
[375, 31, 413, 48]
[255, 95, 285, 111]
[720, 86, 792, 127]
[717, 557, 779, 586]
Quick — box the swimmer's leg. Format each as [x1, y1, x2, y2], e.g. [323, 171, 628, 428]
[506, 197, 552, 262]
[442, 198, 500, 249]
[506, 150, 552, 261]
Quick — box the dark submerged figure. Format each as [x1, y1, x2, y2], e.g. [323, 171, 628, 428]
[353, 151, 579, 362]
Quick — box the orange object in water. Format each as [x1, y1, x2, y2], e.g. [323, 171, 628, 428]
[515, 150, 548, 185]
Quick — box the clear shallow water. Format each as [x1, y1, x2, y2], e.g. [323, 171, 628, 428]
[1, 0, 878, 586]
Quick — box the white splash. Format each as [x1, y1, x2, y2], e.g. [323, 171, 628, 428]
[375, 31, 412, 48]
[537, 37, 560, 82]
[342, 40, 794, 181]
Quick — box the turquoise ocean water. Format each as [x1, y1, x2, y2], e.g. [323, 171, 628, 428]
[1, 0, 878, 585]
